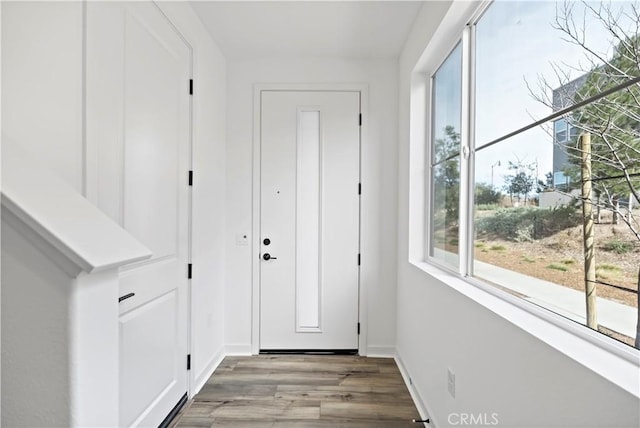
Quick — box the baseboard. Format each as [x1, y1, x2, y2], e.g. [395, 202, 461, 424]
[224, 344, 253, 355]
[365, 346, 396, 357]
[191, 345, 225, 397]
[394, 351, 436, 427]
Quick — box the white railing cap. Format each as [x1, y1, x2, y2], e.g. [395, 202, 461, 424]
[1, 147, 151, 276]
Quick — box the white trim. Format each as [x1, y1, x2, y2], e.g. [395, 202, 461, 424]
[365, 346, 396, 358]
[251, 83, 369, 356]
[458, 25, 472, 277]
[225, 344, 254, 356]
[464, 22, 478, 277]
[251, 86, 262, 355]
[395, 352, 435, 427]
[190, 346, 225, 398]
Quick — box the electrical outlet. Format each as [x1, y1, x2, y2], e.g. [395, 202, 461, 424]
[447, 369, 455, 398]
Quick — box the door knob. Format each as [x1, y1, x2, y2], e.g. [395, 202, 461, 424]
[263, 238, 271, 245]
[263, 253, 277, 261]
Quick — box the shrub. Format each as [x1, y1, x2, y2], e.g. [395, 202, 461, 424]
[596, 264, 622, 280]
[475, 205, 580, 242]
[597, 263, 621, 272]
[602, 239, 634, 254]
[476, 203, 500, 211]
[546, 263, 569, 272]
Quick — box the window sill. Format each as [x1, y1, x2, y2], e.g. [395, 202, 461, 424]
[408, 258, 640, 398]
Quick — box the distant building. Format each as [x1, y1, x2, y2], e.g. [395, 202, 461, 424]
[551, 74, 588, 189]
[551, 74, 640, 208]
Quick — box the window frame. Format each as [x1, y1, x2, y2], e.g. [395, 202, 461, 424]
[421, 0, 640, 365]
[426, 33, 467, 275]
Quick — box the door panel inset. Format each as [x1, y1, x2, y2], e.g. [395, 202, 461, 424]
[296, 109, 322, 331]
[123, 11, 180, 260]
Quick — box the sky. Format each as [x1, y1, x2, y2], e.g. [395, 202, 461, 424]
[471, 0, 637, 189]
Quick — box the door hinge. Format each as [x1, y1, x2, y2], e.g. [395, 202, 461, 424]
[189, 79, 193, 95]
[357, 323, 360, 335]
[187, 354, 191, 370]
[188, 170, 193, 186]
[357, 254, 361, 266]
[359, 113, 362, 126]
[188, 263, 193, 279]
[358, 183, 361, 195]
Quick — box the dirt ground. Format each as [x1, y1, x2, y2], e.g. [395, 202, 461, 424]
[474, 220, 639, 308]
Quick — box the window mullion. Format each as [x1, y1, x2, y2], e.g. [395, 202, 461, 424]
[459, 25, 474, 277]
[425, 75, 435, 262]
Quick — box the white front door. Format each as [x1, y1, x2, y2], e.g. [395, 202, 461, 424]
[86, 2, 190, 426]
[260, 90, 361, 351]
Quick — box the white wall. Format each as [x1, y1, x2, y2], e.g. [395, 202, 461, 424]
[2, 220, 74, 426]
[1, 1, 83, 193]
[1, 3, 3, 424]
[396, 2, 640, 427]
[225, 58, 398, 354]
[158, 1, 228, 395]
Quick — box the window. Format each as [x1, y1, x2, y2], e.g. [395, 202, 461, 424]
[430, 43, 462, 269]
[554, 118, 567, 143]
[427, 0, 640, 349]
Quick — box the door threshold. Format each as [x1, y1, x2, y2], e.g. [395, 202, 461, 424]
[259, 349, 358, 355]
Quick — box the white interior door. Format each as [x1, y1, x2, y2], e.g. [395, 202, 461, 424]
[86, 2, 190, 426]
[260, 90, 360, 351]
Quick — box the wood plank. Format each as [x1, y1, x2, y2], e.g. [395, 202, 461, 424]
[211, 400, 320, 420]
[277, 384, 413, 395]
[209, 372, 344, 386]
[233, 360, 379, 374]
[180, 401, 217, 416]
[195, 384, 277, 402]
[175, 416, 215, 427]
[272, 420, 416, 427]
[274, 385, 412, 404]
[320, 402, 419, 421]
[339, 372, 407, 387]
[210, 422, 275, 428]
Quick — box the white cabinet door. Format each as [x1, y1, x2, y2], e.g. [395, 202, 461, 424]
[260, 91, 360, 351]
[86, 2, 190, 426]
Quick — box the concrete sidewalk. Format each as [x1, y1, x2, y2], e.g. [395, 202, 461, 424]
[475, 261, 637, 338]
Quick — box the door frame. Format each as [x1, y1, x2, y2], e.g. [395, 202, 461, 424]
[251, 83, 369, 355]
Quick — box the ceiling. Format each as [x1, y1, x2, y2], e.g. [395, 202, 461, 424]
[189, 1, 425, 60]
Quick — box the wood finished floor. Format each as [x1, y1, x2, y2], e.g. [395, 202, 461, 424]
[173, 355, 421, 427]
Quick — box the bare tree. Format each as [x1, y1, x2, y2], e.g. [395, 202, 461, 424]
[529, 1, 640, 348]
